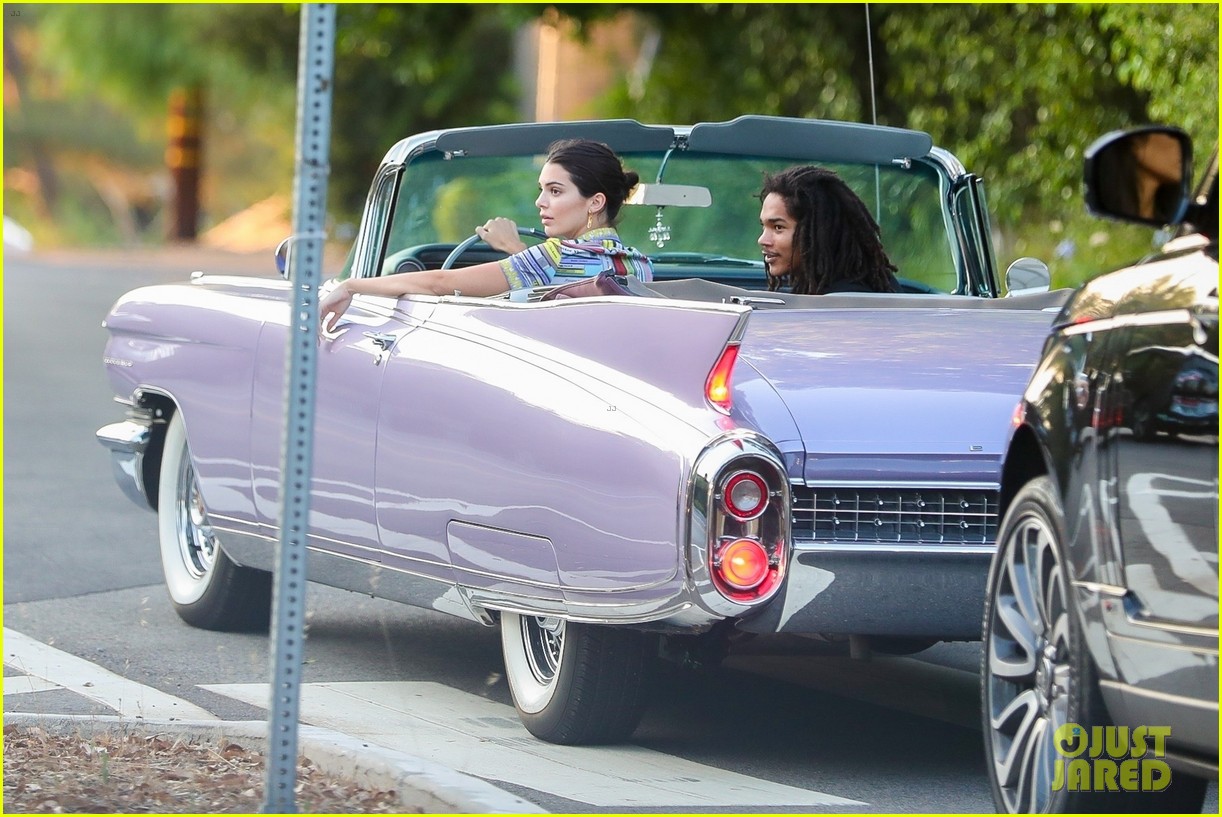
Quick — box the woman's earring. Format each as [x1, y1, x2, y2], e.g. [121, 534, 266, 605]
[586, 212, 594, 231]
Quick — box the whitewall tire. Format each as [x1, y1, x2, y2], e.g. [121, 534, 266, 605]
[500, 612, 651, 744]
[157, 411, 271, 632]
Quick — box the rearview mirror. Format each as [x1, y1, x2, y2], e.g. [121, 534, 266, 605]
[1084, 126, 1192, 226]
[626, 184, 712, 208]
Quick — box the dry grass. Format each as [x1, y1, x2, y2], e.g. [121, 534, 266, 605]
[2, 724, 413, 814]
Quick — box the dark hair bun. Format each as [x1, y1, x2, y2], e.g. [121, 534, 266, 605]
[545, 138, 639, 224]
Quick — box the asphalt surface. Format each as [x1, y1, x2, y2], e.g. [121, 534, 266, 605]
[1, 244, 538, 813]
[4, 244, 1215, 814]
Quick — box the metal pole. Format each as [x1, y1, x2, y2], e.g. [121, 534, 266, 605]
[263, 4, 335, 813]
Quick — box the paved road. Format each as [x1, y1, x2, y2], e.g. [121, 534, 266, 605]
[3, 248, 1211, 813]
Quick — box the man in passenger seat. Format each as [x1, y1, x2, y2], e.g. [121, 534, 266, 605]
[757, 165, 900, 294]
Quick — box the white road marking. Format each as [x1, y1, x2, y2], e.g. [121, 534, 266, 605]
[203, 679, 864, 808]
[3, 628, 217, 721]
[5, 674, 60, 695]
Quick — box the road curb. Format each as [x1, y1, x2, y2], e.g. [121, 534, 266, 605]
[4, 712, 545, 814]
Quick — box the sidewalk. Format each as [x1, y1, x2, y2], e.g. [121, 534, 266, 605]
[3, 628, 543, 813]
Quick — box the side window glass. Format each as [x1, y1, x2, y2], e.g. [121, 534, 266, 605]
[351, 168, 401, 279]
[951, 179, 997, 297]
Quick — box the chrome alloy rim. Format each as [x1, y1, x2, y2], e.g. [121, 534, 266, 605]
[521, 616, 565, 685]
[174, 456, 218, 580]
[985, 508, 1072, 814]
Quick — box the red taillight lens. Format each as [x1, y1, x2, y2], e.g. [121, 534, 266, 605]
[717, 538, 770, 590]
[722, 471, 768, 520]
[705, 343, 740, 414]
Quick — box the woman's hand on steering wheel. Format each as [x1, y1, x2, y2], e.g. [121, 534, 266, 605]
[477, 217, 529, 253]
[441, 224, 548, 270]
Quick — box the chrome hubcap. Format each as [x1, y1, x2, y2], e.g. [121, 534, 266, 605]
[522, 616, 565, 685]
[176, 458, 217, 580]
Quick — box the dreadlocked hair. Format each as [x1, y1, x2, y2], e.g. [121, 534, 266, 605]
[759, 166, 899, 295]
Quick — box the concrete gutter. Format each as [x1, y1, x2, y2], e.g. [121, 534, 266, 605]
[4, 712, 545, 814]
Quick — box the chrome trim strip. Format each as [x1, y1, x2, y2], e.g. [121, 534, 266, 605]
[213, 517, 675, 595]
[218, 526, 718, 628]
[217, 524, 458, 588]
[1073, 580, 1127, 596]
[793, 479, 999, 490]
[927, 145, 968, 179]
[378, 131, 443, 170]
[793, 542, 994, 556]
[1105, 623, 1221, 649]
[1078, 581, 1221, 640]
[307, 531, 397, 559]
[450, 562, 674, 595]
[432, 294, 747, 318]
[462, 588, 700, 627]
[1099, 679, 1220, 709]
[1060, 308, 1195, 336]
[210, 520, 454, 573]
[726, 309, 751, 344]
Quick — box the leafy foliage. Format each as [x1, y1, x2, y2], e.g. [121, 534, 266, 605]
[8, 1, 1217, 277]
[325, 4, 519, 210]
[22, 3, 522, 222]
[563, 3, 1217, 284]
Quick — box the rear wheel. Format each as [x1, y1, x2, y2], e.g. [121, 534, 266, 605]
[500, 613, 651, 744]
[158, 411, 272, 632]
[982, 476, 1207, 812]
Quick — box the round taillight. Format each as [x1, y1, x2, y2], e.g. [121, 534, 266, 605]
[722, 471, 768, 520]
[717, 538, 770, 591]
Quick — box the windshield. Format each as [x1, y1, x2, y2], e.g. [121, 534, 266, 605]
[382, 147, 958, 293]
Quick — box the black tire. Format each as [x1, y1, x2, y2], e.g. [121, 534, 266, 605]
[981, 476, 1208, 813]
[500, 612, 651, 745]
[157, 411, 272, 632]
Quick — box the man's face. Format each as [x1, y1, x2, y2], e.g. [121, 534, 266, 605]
[758, 192, 798, 279]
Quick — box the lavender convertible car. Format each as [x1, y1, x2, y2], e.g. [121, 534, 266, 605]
[98, 117, 1068, 744]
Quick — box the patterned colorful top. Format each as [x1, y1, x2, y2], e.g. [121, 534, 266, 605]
[498, 227, 654, 291]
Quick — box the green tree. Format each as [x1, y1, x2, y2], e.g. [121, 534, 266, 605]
[210, 3, 524, 211]
[24, 3, 521, 238]
[556, 3, 1217, 283]
[13, 1, 1217, 268]
[34, 3, 301, 240]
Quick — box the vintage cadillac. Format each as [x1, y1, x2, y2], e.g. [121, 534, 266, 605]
[98, 116, 1068, 744]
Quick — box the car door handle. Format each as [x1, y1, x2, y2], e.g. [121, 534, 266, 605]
[362, 331, 400, 366]
[363, 332, 398, 351]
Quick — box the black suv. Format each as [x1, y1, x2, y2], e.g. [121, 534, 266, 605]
[982, 126, 1218, 813]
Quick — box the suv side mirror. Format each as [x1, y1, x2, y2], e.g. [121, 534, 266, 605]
[1084, 126, 1193, 227]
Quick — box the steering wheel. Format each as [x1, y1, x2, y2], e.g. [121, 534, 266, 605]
[441, 226, 547, 270]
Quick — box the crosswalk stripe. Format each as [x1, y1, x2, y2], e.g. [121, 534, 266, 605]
[3, 628, 217, 721]
[4, 674, 60, 695]
[203, 679, 865, 808]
